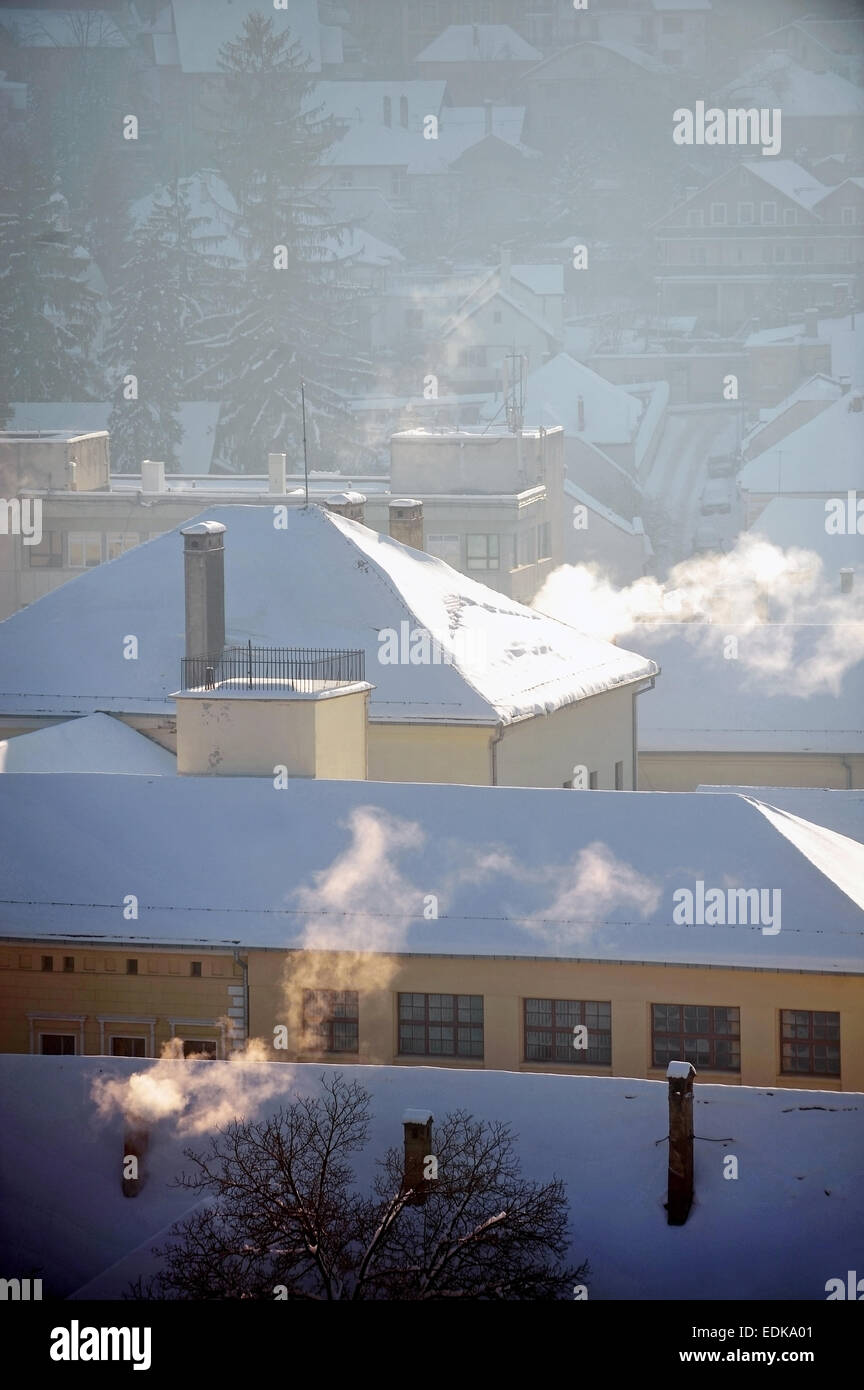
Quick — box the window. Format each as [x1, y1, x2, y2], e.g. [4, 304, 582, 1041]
[182, 1039, 217, 1059]
[737, 201, 754, 224]
[190, 961, 202, 977]
[588, 771, 598, 790]
[761, 201, 777, 224]
[338, 171, 353, 188]
[391, 170, 406, 199]
[841, 207, 854, 226]
[685, 209, 704, 228]
[614, 760, 624, 790]
[426, 533, 460, 565]
[774, 244, 786, 262]
[457, 346, 487, 368]
[126, 959, 138, 975]
[689, 245, 707, 265]
[27, 532, 62, 568]
[516, 528, 535, 567]
[493, 309, 502, 323]
[302, 990, 359, 1052]
[781, 1010, 840, 1076]
[111, 1036, 146, 1058]
[804, 242, 815, 262]
[782, 208, 796, 226]
[662, 15, 684, 32]
[41, 955, 53, 972]
[382, 95, 392, 127]
[710, 203, 727, 225]
[652, 1004, 740, 1071]
[67, 533, 102, 568]
[400, 95, 409, 129]
[106, 533, 138, 561]
[466, 533, 499, 571]
[40, 1034, 75, 1055]
[524, 999, 611, 1065]
[399, 993, 483, 1057]
[537, 521, 551, 559]
[63, 956, 74, 973]
[664, 50, 683, 65]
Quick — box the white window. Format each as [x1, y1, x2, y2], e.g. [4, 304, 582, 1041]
[426, 534, 460, 566]
[106, 532, 138, 561]
[67, 533, 102, 568]
[685, 208, 704, 228]
[710, 203, 727, 225]
[466, 534, 499, 571]
[761, 201, 777, 224]
[841, 207, 855, 226]
[737, 202, 754, 224]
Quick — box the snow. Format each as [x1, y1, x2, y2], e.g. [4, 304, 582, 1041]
[129, 172, 243, 268]
[492, 353, 643, 445]
[0, 504, 657, 724]
[718, 56, 864, 117]
[564, 479, 641, 535]
[738, 394, 864, 494]
[697, 787, 864, 846]
[319, 226, 404, 268]
[665, 1061, 695, 1078]
[817, 315, 864, 386]
[169, 0, 326, 74]
[0, 714, 175, 776]
[739, 160, 828, 210]
[750, 497, 863, 574]
[1, 1055, 861, 1300]
[402, 1108, 434, 1124]
[414, 25, 541, 64]
[1, 775, 862, 970]
[304, 81, 447, 131]
[630, 624, 864, 756]
[8, 402, 221, 476]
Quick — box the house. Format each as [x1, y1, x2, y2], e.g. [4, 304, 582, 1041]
[0, 503, 658, 788]
[743, 373, 845, 454]
[737, 390, 864, 525]
[0, 774, 862, 1091]
[4, 1055, 860, 1301]
[545, 0, 711, 71]
[749, 496, 863, 594]
[0, 713, 176, 776]
[521, 41, 672, 152]
[437, 257, 563, 393]
[696, 785, 864, 844]
[565, 478, 652, 585]
[747, 16, 864, 86]
[413, 25, 541, 103]
[652, 161, 862, 335]
[716, 53, 864, 157]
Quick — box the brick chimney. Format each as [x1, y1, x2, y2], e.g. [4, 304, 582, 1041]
[324, 491, 366, 524]
[666, 1061, 695, 1225]
[402, 1108, 434, 1206]
[122, 1118, 148, 1198]
[181, 521, 226, 662]
[388, 498, 424, 550]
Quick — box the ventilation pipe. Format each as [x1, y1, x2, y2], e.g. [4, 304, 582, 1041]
[181, 520, 226, 662]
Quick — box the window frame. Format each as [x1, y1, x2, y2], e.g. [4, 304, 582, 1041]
[780, 1010, 840, 1077]
[39, 1033, 76, 1055]
[110, 1035, 147, 1058]
[466, 533, 499, 571]
[398, 993, 484, 1059]
[302, 989, 359, 1054]
[27, 531, 63, 568]
[66, 532, 102, 569]
[524, 998, 611, 1066]
[651, 1003, 741, 1072]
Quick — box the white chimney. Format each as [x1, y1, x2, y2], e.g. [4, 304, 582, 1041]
[141, 459, 165, 493]
[268, 452, 287, 494]
[840, 568, 854, 594]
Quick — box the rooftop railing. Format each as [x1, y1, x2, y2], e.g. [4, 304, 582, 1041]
[181, 643, 365, 693]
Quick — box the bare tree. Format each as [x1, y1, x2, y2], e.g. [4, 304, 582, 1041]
[128, 1074, 587, 1301]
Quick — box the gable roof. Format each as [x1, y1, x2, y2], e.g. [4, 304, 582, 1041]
[523, 41, 670, 81]
[415, 25, 540, 64]
[440, 284, 560, 343]
[0, 714, 175, 776]
[0, 504, 656, 724]
[715, 54, 864, 118]
[697, 786, 864, 844]
[1, 776, 861, 969]
[507, 352, 643, 445]
[651, 161, 827, 230]
[750, 496, 864, 576]
[738, 393, 864, 493]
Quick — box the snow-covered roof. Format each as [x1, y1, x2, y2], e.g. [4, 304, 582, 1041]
[1, 776, 862, 969]
[415, 25, 541, 64]
[716, 55, 864, 117]
[697, 786, 864, 844]
[303, 81, 447, 130]
[817, 314, 864, 384]
[129, 172, 243, 267]
[492, 353, 643, 445]
[564, 479, 643, 536]
[651, 0, 710, 9]
[523, 41, 670, 80]
[8, 403, 221, 476]
[319, 226, 404, 268]
[750, 497, 864, 575]
[3, 1056, 859, 1301]
[0, 10, 128, 47]
[630, 623, 864, 756]
[738, 394, 864, 494]
[440, 106, 527, 145]
[440, 285, 559, 344]
[169, 0, 333, 74]
[321, 123, 417, 168]
[738, 160, 829, 209]
[0, 505, 657, 724]
[0, 714, 175, 776]
[511, 264, 564, 298]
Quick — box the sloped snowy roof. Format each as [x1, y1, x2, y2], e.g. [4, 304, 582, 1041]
[630, 623, 864, 756]
[564, 479, 643, 536]
[440, 285, 559, 343]
[739, 160, 829, 209]
[492, 353, 643, 445]
[2, 1056, 860, 1301]
[717, 55, 864, 117]
[524, 41, 670, 80]
[169, 0, 329, 73]
[321, 123, 417, 168]
[750, 497, 864, 574]
[129, 172, 243, 267]
[319, 226, 404, 268]
[738, 394, 864, 493]
[415, 25, 540, 63]
[697, 786, 864, 844]
[1, 776, 862, 968]
[0, 505, 656, 723]
[303, 80, 447, 130]
[0, 714, 175, 776]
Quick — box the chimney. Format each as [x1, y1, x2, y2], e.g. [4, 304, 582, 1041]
[840, 567, 854, 594]
[141, 458, 165, 494]
[268, 452, 287, 494]
[483, 98, 493, 137]
[848, 389, 863, 412]
[500, 248, 511, 293]
[402, 1108, 434, 1206]
[665, 1061, 695, 1225]
[388, 497, 424, 550]
[181, 520, 226, 662]
[66, 457, 78, 491]
[324, 491, 366, 524]
[576, 394, 585, 431]
[804, 310, 819, 339]
[122, 1118, 148, 1198]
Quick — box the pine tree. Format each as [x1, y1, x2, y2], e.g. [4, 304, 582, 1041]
[192, 12, 365, 472]
[105, 178, 229, 472]
[0, 120, 100, 401]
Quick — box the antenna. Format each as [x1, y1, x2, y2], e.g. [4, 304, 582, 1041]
[300, 380, 309, 507]
[504, 347, 525, 433]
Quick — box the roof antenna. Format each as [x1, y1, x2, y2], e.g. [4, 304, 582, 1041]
[301, 379, 309, 507]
